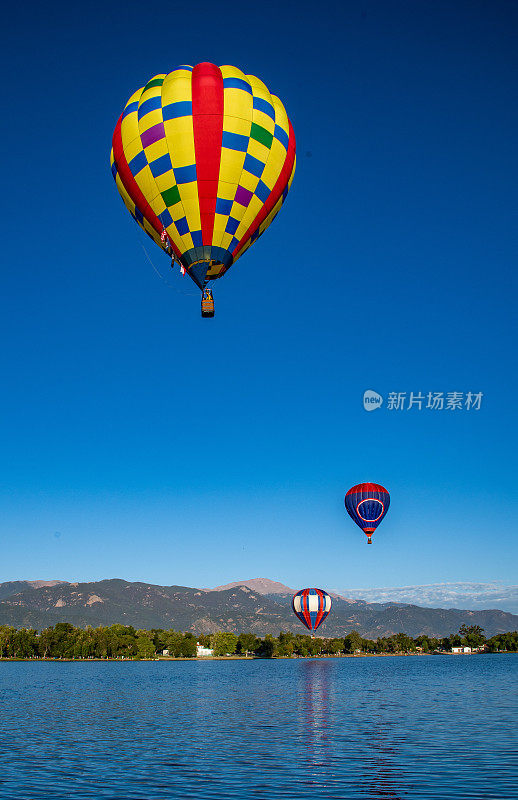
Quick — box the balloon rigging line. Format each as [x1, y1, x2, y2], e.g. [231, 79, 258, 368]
[141, 244, 198, 296]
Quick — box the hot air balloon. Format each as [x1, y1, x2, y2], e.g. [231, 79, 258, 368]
[292, 588, 331, 636]
[110, 63, 296, 317]
[344, 483, 390, 544]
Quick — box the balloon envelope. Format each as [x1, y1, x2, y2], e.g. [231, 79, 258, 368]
[292, 588, 332, 632]
[110, 62, 296, 289]
[345, 482, 390, 543]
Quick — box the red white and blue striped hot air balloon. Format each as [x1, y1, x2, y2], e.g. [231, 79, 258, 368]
[344, 483, 390, 545]
[292, 588, 332, 635]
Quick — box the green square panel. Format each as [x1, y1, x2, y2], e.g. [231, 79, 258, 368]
[161, 185, 181, 207]
[250, 123, 273, 149]
[145, 77, 164, 90]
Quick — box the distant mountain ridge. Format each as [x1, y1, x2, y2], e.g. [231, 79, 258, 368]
[0, 578, 516, 637]
[0, 580, 66, 601]
[208, 578, 295, 595]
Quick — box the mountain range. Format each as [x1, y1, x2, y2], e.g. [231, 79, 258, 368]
[0, 578, 516, 638]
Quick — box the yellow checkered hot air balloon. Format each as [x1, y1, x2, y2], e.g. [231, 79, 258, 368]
[110, 63, 296, 317]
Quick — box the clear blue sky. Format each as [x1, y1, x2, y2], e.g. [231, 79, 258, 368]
[1, 0, 516, 592]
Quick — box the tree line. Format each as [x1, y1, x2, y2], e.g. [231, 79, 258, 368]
[0, 622, 516, 659]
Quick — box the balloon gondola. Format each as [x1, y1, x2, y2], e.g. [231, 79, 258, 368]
[110, 63, 296, 316]
[201, 288, 215, 318]
[344, 483, 390, 544]
[292, 588, 332, 637]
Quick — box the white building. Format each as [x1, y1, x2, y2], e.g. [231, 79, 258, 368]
[452, 646, 472, 654]
[196, 644, 214, 657]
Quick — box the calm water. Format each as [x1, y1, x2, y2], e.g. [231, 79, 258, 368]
[0, 655, 516, 799]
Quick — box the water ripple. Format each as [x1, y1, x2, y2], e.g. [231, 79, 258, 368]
[0, 656, 516, 799]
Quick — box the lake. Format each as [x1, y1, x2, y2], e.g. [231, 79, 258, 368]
[0, 655, 516, 799]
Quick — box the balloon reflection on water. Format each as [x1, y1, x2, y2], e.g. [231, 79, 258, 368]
[298, 660, 405, 799]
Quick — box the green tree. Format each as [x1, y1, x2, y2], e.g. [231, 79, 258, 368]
[102, 624, 137, 658]
[459, 624, 485, 648]
[49, 623, 77, 658]
[150, 628, 168, 652]
[166, 632, 185, 657]
[324, 638, 343, 655]
[136, 632, 156, 659]
[307, 638, 322, 656]
[415, 635, 430, 653]
[211, 632, 238, 656]
[76, 627, 95, 658]
[343, 631, 363, 653]
[395, 633, 415, 652]
[257, 634, 277, 658]
[91, 627, 109, 658]
[486, 631, 518, 652]
[292, 635, 311, 656]
[0, 626, 17, 657]
[278, 640, 294, 657]
[237, 633, 258, 656]
[180, 634, 197, 658]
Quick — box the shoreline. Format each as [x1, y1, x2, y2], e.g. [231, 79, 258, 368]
[0, 651, 502, 663]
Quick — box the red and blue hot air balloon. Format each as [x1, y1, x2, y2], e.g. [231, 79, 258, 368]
[292, 588, 331, 635]
[345, 483, 390, 544]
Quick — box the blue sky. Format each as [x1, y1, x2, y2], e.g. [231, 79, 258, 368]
[1, 0, 517, 594]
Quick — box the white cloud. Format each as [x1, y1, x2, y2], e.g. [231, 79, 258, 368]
[337, 582, 518, 614]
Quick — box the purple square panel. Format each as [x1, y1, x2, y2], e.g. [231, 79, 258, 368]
[234, 186, 253, 207]
[141, 123, 165, 148]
